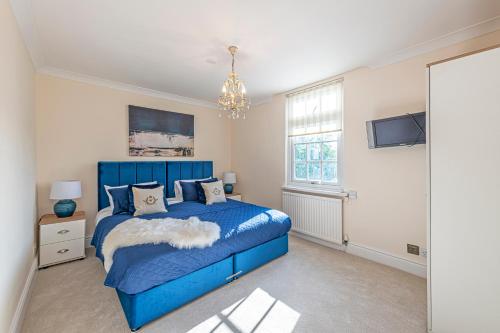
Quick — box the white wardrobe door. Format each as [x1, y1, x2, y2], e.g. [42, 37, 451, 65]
[429, 47, 500, 333]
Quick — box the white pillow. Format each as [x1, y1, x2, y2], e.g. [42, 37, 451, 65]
[174, 178, 210, 201]
[201, 180, 227, 205]
[132, 186, 168, 216]
[95, 206, 112, 226]
[104, 181, 157, 211]
[167, 198, 182, 205]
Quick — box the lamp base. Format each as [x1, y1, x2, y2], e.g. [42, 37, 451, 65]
[54, 199, 76, 218]
[223, 184, 233, 194]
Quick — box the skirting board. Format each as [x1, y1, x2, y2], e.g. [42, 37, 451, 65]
[9, 256, 38, 333]
[290, 230, 346, 251]
[346, 242, 427, 278]
[85, 236, 92, 248]
[292, 230, 427, 278]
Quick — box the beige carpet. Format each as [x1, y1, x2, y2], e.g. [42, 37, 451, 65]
[22, 236, 427, 333]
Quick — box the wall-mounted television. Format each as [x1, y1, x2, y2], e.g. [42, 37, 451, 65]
[366, 112, 426, 149]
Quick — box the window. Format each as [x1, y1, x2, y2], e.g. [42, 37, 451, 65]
[291, 132, 340, 183]
[286, 80, 343, 189]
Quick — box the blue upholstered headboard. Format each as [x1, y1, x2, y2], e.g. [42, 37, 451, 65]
[97, 161, 213, 210]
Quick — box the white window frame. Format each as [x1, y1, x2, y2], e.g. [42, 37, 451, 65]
[285, 80, 344, 192]
[287, 132, 343, 191]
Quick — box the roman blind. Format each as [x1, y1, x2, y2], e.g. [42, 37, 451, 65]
[287, 79, 343, 136]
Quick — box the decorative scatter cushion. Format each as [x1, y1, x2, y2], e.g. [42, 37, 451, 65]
[174, 178, 210, 201]
[132, 186, 168, 216]
[201, 180, 227, 205]
[128, 183, 168, 215]
[104, 181, 157, 211]
[179, 181, 200, 202]
[195, 178, 218, 203]
[109, 187, 131, 215]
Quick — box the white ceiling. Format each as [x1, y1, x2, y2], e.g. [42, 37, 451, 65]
[11, 0, 500, 106]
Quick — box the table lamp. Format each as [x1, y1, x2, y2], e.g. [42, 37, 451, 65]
[50, 180, 82, 217]
[223, 172, 236, 194]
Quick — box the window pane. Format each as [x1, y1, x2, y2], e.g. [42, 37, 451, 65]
[295, 162, 307, 180]
[308, 143, 321, 161]
[289, 130, 342, 185]
[322, 162, 337, 182]
[308, 162, 321, 180]
[322, 141, 337, 161]
[294, 144, 306, 161]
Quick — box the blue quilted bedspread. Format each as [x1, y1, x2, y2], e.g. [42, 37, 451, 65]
[91, 199, 291, 294]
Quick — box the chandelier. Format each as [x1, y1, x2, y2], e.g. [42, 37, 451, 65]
[218, 46, 250, 119]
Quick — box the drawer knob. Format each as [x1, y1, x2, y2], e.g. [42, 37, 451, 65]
[57, 229, 70, 234]
[57, 249, 70, 254]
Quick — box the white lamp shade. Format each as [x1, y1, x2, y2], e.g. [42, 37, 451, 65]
[50, 180, 82, 200]
[223, 172, 237, 184]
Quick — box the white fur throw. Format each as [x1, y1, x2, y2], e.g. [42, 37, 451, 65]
[102, 217, 221, 272]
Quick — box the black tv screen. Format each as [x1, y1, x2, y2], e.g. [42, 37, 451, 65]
[366, 112, 426, 149]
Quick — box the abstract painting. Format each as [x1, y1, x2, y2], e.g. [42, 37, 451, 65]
[129, 105, 194, 157]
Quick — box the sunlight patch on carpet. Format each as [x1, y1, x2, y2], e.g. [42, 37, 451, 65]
[187, 288, 300, 333]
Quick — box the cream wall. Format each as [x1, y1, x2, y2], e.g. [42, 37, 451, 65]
[36, 75, 231, 236]
[0, 1, 37, 332]
[231, 95, 287, 210]
[232, 30, 500, 265]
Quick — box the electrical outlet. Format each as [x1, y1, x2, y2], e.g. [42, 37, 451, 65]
[420, 248, 427, 258]
[407, 244, 420, 255]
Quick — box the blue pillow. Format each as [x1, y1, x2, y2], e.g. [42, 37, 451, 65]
[128, 183, 167, 215]
[195, 178, 218, 203]
[109, 187, 131, 215]
[179, 181, 201, 201]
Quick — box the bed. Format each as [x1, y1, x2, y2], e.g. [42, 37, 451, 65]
[92, 161, 291, 331]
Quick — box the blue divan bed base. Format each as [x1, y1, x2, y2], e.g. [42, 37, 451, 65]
[96, 161, 289, 330]
[117, 234, 289, 331]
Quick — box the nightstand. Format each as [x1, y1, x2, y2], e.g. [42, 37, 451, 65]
[226, 192, 242, 201]
[39, 211, 86, 268]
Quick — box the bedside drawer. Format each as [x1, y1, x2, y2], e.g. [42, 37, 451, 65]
[39, 238, 85, 267]
[40, 220, 85, 245]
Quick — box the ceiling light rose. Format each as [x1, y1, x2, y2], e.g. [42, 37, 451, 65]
[217, 46, 250, 119]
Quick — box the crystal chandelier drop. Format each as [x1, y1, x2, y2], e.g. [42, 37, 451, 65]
[217, 46, 250, 119]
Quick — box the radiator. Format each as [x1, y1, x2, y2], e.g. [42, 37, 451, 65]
[282, 191, 343, 244]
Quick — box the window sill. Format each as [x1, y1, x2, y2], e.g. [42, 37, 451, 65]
[281, 185, 348, 198]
